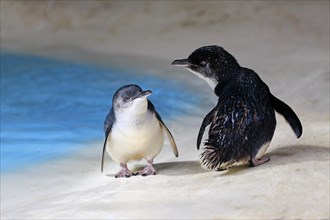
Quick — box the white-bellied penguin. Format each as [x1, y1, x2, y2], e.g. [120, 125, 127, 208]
[101, 84, 178, 177]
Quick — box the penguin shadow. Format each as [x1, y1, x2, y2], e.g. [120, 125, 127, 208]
[154, 160, 208, 176]
[105, 145, 328, 178]
[266, 144, 329, 165]
[218, 144, 329, 177]
[105, 174, 116, 178]
[104, 161, 207, 177]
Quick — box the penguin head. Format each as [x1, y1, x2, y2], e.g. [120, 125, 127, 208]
[172, 45, 240, 89]
[112, 84, 152, 113]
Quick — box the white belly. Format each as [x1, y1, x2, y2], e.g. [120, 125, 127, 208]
[107, 116, 164, 163]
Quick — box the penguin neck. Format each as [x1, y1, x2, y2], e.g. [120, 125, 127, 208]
[196, 69, 238, 92]
[116, 99, 149, 122]
[204, 77, 218, 90]
[186, 68, 218, 90]
[213, 71, 236, 96]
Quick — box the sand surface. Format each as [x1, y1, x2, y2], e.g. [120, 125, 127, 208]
[1, 1, 329, 219]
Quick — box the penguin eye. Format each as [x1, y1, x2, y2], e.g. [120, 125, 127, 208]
[200, 61, 207, 66]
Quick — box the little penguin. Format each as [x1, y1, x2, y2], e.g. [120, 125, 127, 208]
[101, 84, 178, 178]
[172, 45, 302, 171]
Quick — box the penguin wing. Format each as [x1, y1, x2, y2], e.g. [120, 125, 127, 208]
[101, 108, 115, 173]
[197, 107, 216, 150]
[160, 120, 179, 157]
[148, 101, 178, 157]
[270, 93, 303, 138]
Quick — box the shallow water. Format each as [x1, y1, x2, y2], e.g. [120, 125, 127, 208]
[0, 52, 205, 173]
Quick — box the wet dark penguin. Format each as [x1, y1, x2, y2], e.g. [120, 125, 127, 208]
[172, 45, 302, 170]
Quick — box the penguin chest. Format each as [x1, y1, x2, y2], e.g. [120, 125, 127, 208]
[107, 117, 164, 163]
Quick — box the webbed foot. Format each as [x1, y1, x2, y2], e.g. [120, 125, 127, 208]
[249, 156, 270, 167]
[138, 159, 157, 176]
[115, 163, 137, 178]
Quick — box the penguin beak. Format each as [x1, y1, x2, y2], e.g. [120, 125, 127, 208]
[137, 90, 152, 99]
[171, 59, 190, 66]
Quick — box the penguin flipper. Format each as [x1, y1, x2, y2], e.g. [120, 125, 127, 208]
[101, 133, 110, 173]
[148, 100, 178, 157]
[270, 93, 302, 138]
[102, 108, 115, 173]
[160, 121, 179, 157]
[197, 107, 216, 150]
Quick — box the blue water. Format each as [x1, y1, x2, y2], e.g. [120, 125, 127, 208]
[0, 52, 202, 173]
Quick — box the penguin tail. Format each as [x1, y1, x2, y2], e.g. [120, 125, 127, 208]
[200, 143, 249, 171]
[200, 145, 222, 170]
[270, 93, 303, 138]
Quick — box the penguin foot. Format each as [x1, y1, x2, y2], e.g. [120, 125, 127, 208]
[138, 159, 156, 176]
[139, 166, 156, 176]
[115, 163, 137, 178]
[249, 157, 270, 167]
[115, 169, 137, 178]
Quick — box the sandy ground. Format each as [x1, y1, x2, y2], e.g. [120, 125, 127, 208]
[1, 1, 329, 219]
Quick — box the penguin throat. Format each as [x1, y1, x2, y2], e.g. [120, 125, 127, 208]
[117, 99, 149, 119]
[186, 68, 217, 90]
